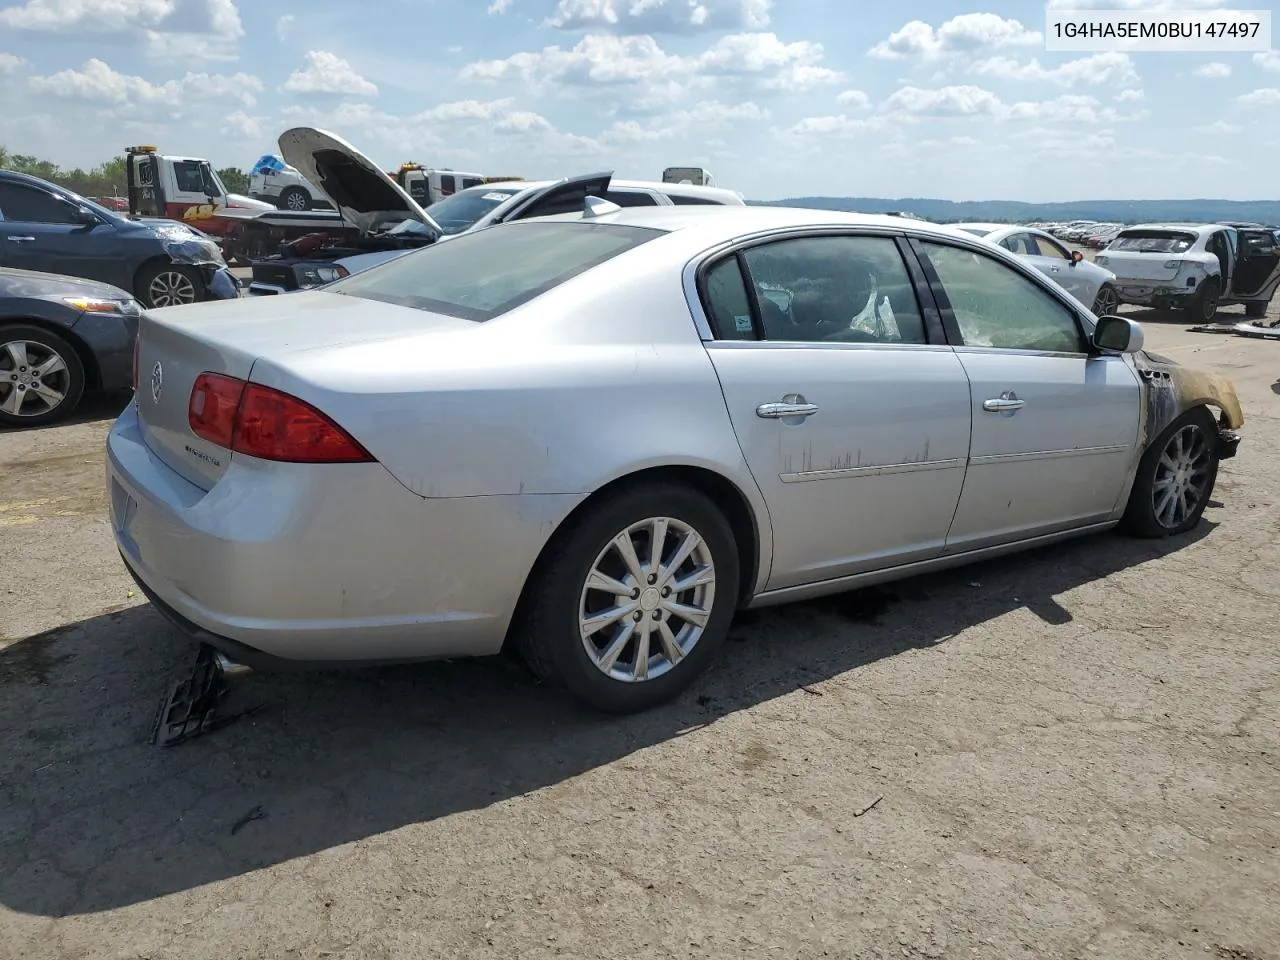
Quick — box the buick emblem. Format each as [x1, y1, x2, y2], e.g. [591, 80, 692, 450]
[150, 361, 163, 404]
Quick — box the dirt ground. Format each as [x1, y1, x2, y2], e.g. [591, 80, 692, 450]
[2, 299, 1278, 960]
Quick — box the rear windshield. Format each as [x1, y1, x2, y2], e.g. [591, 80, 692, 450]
[1110, 230, 1196, 253]
[327, 221, 663, 321]
[423, 186, 522, 235]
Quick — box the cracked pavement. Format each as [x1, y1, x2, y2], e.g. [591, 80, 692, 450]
[1, 305, 1278, 960]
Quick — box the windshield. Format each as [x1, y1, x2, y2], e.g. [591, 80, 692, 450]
[423, 186, 522, 235]
[327, 221, 663, 320]
[1110, 230, 1196, 253]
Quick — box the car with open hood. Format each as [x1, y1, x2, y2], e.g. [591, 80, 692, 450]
[0, 169, 241, 310]
[110, 201, 1243, 714]
[245, 127, 745, 295]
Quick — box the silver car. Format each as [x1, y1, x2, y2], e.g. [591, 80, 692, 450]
[951, 223, 1120, 316]
[108, 204, 1244, 714]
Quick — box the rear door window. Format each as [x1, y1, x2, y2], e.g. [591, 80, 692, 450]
[328, 221, 663, 320]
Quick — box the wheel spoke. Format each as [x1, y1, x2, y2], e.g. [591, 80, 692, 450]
[595, 620, 635, 673]
[4, 341, 28, 368]
[32, 354, 66, 379]
[611, 531, 645, 583]
[671, 564, 715, 593]
[585, 569, 632, 597]
[0, 386, 23, 415]
[30, 382, 64, 407]
[656, 621, 684, 665]
[663, 600, 710, 628]
[1159, 452, 1178, 473]
[647, 517, 669, 576]
[1154, 486, 1177, 526]
[663, 530, 702, 580]
[581, 602, 638, 638]
[632, 622, 651, 681]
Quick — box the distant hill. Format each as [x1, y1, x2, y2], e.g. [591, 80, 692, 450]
[750, 196, 1280, 226]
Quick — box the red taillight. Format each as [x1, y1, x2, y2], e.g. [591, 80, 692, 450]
[187, 373, 372, 464]
[189, 372, 246, 448]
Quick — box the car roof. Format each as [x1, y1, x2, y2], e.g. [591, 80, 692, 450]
[467, 178, 742, 202]
[950, 222, 1007, 233]
[1118, 223, 1212, 234]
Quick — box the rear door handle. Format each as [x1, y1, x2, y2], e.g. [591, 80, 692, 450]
[757, 393, 819, 420]
[6, 236, 35, 243]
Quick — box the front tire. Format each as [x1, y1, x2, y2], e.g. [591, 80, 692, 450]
[1121, 407, 1220, 538]
[279, 187, 311, 211]
[514, 482, 740, 714]
[1091, 282, 1119, 317]
[136, 262, 202, 309]
[0, 324, 86, 427]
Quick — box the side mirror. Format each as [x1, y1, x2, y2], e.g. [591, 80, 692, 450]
[1071, 249, 1084, 265]
[1092, 314, 1143, 354]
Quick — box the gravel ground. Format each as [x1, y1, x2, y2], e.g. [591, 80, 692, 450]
[1, 301, 1278, 960]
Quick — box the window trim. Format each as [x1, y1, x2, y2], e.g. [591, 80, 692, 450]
[907, 235, 1091, 356]
[689, 227, 947, 348]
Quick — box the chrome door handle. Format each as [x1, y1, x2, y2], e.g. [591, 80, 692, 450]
[983, 395, 1025, 412]
[6, 236, 35, 242]
[756, 394, 819, 419]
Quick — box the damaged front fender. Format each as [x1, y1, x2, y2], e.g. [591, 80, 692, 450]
[1133, 349, 1243, 458]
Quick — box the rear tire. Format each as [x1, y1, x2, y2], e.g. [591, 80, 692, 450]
[1120, 407, 1220, 538]
[1186, 277, 1221, 323]
[279, 187, 311, 211]
[0, 323, 86, 427]
[1244, 301, 1268, 319]
[514, 482, 740, 714]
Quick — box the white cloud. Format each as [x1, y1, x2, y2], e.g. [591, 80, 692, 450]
[488, 0, 514, 12]
[0, 0, 245, 61]
[884, 84, 1002, 117]
[1046, 0, 1230, 7]
[1193, 62, 1231, 78]
[282, 51, 378, 97]
[0, 53, 25, 74]
[1194, 120, 1242, 134]
[869, 14, 1041, 61]
[220, 109, 263, 140]
[276, 13, 295, 39]
[1115, 88, 1144, 101]
[969, 52, 1138, 87]
[836, 89, 870, 108]
[548, 0, 772, 33]
[785, 114, 892, 137]
[599, 99, 769, 141]
[1256, 50, 1280, 72]
[28, 57, 261, 106]
[460, 31, 840, 98]
[1238, 88, 1280, 106]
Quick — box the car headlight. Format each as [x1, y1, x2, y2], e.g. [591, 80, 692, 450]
[160, 235, 227, 267]
[63, 296, 142, 316]
[295, 264, 350, 288]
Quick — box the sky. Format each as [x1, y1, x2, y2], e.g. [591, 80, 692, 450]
[0, 0, 1277, 202]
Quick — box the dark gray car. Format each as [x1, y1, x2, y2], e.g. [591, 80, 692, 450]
[0, 267, 141, 426]
[0, 169, 240, 309]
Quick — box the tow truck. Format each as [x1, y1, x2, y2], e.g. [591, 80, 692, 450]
[388, 163, 494, 207]
[124, 145, 358, 264]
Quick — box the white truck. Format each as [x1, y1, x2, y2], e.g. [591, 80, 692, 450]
[248, 154, 334, 211]
[662, 166, 715, 187]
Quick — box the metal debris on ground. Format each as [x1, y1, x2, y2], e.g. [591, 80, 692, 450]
[1232, 321, 1280, 340]
[853, 795, 884, 817]
[149, 643, 258, 747]
[1188, 322, 1241, 335]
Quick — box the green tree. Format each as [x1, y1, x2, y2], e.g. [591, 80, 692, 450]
[217, 166, 250, 194]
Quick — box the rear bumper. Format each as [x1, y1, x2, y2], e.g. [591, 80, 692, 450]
[106, 403, 579, 664]
[1115, 283, 1194, 309]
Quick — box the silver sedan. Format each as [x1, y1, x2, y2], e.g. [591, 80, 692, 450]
[108, 204, 1244, 713]
[951, 223, 1120, 316]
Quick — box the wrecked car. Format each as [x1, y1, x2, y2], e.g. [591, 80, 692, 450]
[0, 169, 240, 309]
[1097, 223, 1280, 322]
[245, 126, 746, 295]
[110, 204, 1242, 716]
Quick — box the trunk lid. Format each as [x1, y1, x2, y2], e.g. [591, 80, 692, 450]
[135, 291, 472, 490]
[277, 126, 443, 237]
[1103, 229, 1198, 282]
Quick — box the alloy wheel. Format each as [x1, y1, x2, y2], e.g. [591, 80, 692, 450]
[579, 516, 717, 683]
[1151, 423, 1212, 529]
[286, 191, 307, 210]
[0, 339, 71, 418]
[148, 270, 197, 307]
[1092, 285, 1119, 316]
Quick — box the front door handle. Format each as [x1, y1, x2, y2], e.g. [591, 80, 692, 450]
[983, 390, 1025, 413]
[6, 236, 35, 243]
[757, 393, 819, 420]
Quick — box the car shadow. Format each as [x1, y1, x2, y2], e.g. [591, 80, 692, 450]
[0, 523, 1213, 918]
[0, 391, 130, 434]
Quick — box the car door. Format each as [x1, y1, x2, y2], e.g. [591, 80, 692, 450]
[0, 180, 123, 284]
[1231, 229, 1280, 300]
[910, 238, 1142, 551]
[1024, 233, 1095, 303]
[696, 232, 973, 591]
[496, 172, 614, 223]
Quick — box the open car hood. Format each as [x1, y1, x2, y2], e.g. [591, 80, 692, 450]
[277, 127, 442, 237]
